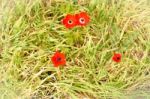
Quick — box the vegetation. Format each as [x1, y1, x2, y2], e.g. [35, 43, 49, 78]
[1, 0, 150, 98]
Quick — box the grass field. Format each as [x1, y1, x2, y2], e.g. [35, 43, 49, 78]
[1, 0, 150, 98]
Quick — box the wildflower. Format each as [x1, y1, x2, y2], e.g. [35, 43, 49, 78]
[75, 12, 90, 26]
[62, 14, 77, 28]
[51, 51, 66, 67]
[112, 53, 122, 63]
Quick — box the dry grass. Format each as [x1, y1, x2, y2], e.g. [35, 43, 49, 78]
[0, 0, 150, 98]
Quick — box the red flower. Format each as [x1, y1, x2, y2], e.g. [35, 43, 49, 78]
[75, 12, 90, 26]
[112, 53, 122, 63]
[62, 14, 77, 28]
[51, 51, 66, 67]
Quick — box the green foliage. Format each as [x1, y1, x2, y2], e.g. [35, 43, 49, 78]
[1, 0, 150, 98]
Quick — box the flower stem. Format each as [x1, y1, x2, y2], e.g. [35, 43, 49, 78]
[57, 68, 61, 80]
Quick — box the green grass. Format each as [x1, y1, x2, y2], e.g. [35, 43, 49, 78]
[1, 0, 150, 98]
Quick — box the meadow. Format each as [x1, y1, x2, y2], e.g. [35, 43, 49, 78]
[0, 0, 150, 98]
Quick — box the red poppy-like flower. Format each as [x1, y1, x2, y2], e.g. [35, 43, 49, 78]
[75, 12, 90, 26]
[112, 53, 122, 63]
[51, 51, 66, 67]
[62, 14, 77, 28]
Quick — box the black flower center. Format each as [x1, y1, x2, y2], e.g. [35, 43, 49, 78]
[68, 20, 73, 24]
[56, 57, 62, 62]
[79, 18, 85, 24]
[116, 57, 120, 60]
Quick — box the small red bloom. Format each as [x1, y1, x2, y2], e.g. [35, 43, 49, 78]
[75, 12, 90, 26]
[62, 14, 77, 28]
[51, 51, 66, 67]
[112, 53, 122, 63]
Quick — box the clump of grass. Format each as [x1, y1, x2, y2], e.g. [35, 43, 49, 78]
[1, 0, 150, 98]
